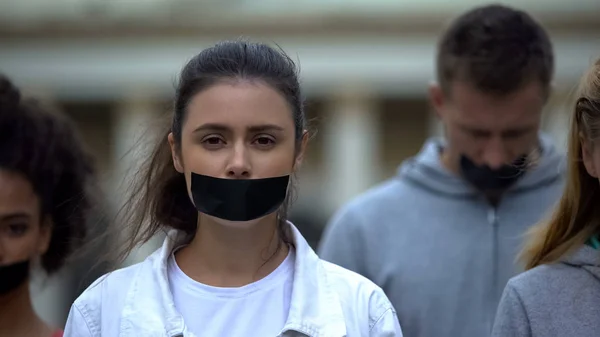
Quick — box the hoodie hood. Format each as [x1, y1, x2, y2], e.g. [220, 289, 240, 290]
[562, 245, 600, 282]
[398, 132, 566, 197]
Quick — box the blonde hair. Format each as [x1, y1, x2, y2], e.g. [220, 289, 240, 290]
[522, 58, 600, 270]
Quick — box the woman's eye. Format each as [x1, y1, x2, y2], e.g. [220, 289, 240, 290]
[202, 136, 225, 148]
[254, 136, 275, 147]
[7, 223, 28, 237]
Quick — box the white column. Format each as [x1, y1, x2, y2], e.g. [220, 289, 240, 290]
[111, 94, 165, 267]
[322, 91, 382, 215]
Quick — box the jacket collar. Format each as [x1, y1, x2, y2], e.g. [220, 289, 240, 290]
[119, 222, 347, 337]
[281, 224, 347, 336]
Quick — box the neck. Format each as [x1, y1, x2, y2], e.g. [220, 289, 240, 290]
[175, 214, 289, 287]
[440, 148, 459, 175]
[0, 282, 51, 336]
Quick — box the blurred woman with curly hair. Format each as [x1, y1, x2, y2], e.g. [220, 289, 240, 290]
[0, 75, 99, 337]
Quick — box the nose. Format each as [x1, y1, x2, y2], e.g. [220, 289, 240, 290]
[226, 143, 251, 178]
[481, 137, 509, 169]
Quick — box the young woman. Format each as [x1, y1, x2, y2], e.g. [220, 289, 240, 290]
[0, 75, 97, 337]
[492, 58, 600, 336]
[64, 40, 403, 336]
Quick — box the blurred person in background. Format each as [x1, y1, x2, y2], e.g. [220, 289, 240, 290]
[64, 40, 403, 337]
[492, 58, 600, 337]
[319, 4, 563, 337]
[0, 75, 97, 337]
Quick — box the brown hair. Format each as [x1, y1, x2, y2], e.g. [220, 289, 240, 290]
[436, 4, 554, 96]
[107, 40, 307, 267]
[522, 58, 600, 270]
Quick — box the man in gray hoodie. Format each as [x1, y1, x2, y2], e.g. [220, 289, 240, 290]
[318, 5, 565, 337]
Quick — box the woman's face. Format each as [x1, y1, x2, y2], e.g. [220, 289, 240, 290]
[0, 169, 51, 268]
[169, 80, 307, 227]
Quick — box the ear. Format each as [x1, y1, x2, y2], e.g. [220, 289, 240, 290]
[294, 130, 309, 169]
[168, 132, 184, 173]
[581, 134, 597, 178]
[37, 216, 52, 255]
[428, 82, 446, 119]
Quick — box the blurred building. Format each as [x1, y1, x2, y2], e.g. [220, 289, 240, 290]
[0, 0, 599, 328]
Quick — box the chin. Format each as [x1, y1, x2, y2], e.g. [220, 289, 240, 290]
[205, 214, 265, 229]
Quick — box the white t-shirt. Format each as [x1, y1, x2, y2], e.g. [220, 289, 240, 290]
[167, 247, 295, 336]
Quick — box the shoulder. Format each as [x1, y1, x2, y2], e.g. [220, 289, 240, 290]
[507, 262, 571, 295]
[328, 178, 409, 225]
[493, 263, 576, 336]
[319, 178, 415, 258]
[503, 262, 578, 312]
[70, 259, 149, 327]
[321, 259, 396, 328]
[347, 179, 409, 209]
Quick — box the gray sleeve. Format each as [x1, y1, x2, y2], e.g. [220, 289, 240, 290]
[491, 282, 532, 337]
[317, 204, 367, 276]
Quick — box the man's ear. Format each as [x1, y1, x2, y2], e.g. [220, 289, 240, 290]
[428, 82, 446, 119]
[168, 133, 184, 173]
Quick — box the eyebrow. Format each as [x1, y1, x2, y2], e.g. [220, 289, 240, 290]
[459, 124, 490, 135]
[501, 126, 536, 135]
[459, 124, 535, 134]
[0, 212, 31, 222]
[193, 123, 285, 134]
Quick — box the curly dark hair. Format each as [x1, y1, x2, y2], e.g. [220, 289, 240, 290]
[437, 4, 554, 96]
[0, 74, 97, 274]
